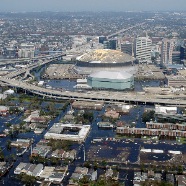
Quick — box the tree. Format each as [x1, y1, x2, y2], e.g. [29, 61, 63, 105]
[0, 148, 4, 160]
[6, 140, 12, 151]
[83, 111, 94, 123]
[142, 180, 173, 186]
[84, 161, 91, 168]
[79, 175, 90, 185]
[178, 165, 183, 174]
[142, 110, 155, 123]
[20, 173, 36, 186]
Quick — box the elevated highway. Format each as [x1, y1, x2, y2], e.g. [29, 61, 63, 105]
[0, 76, 186, 105]
[3, 54, 63, 79]
[0, 54, 185, 105]
[107, 22, 146, 39]
[0, 53, 65, 67]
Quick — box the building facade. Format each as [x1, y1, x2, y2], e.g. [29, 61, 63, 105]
[161, 38, 175, 65]
[104, 39, 117, 50]
[121, 42, 133, 56]
[135, 36, 152, 63]
[180, 46, 186, 61]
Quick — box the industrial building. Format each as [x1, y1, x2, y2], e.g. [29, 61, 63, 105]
[87, 71, 134, 90]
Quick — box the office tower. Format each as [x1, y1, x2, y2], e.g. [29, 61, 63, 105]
[3, 46, 18, 58]
[104, 39, 117, 50]
[135, 36, 152, 62]
[109, 39, 117, 50]
[99, 36, 107, 44]
[180, 46, 186, 60]
[161, 38, 175, 65]
[121, 42, 133, 56]
[172, 51, 181, 64]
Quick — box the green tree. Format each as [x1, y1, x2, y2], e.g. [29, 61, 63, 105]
[79, 175, 90, 185]
[178, 165, 183, 174]
[0, 148, 4, 160]
[6, 140, 12, 151]
[20, 173, 36, 186]
[142, 110, 155, 123]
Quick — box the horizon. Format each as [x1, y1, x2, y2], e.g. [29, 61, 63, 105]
[1, 0, 186, 12]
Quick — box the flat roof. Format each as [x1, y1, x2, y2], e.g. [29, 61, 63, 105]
[45, 123, 91, 142]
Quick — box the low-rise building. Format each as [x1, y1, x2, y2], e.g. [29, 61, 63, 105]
[44, 123, 91, 142]
[14, 163, 67, 184]
[14, 163, 43, 176]
[165, 75, 186, 87]
[116, 126, 186, 137]
[104, 110, 120, 119]
[175, 175, 186, 186]
[69, 167, 97, 185]
[0, 106, 9, 116]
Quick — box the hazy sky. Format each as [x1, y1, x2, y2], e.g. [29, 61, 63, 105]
[1, 0, 186, 12]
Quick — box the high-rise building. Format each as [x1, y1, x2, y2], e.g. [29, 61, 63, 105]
[99, 36, 107, 44]
[3, 46, 18, 58]
[18, 43, 35, 58]
[172, 51, 181, 64]
[161, 39, 175, 65]
[104, 39, 117, 50]
[180, 46, 186, 60]
[135, 36, 152, 63]
[121, 42, 133, 56]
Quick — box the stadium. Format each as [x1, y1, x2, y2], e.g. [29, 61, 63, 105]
[87, 71, 134, 90]
[75, 49, 136, 75]
[74, 49, 136, 90]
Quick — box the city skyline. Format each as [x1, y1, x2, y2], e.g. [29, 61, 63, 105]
[1, 0, 186, 12]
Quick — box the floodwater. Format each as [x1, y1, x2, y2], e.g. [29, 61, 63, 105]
[0, 66, 183, 185]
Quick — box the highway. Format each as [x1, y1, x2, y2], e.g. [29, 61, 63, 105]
[3, 54, 62, 79]
[0, 54, 186, 105]
[107, 22, 146, 39]
[0, 75, 186, 105]
[0, 53, 65, 67]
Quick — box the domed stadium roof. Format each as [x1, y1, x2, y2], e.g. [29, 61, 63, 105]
[89, 71, 133, 80]
[76, 49, 134, 63]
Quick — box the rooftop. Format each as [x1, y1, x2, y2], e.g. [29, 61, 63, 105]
[77, 49, 134, 63]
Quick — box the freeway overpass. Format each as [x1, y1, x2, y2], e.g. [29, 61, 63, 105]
[0, 53, 65, 67]
[0, 76, 186, 106]
[3, 54, 63, 79]
[0, 53, 185, 105]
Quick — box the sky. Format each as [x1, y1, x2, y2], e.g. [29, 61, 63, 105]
[0, 0, 186, 12]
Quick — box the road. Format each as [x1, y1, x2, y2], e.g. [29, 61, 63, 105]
[0, 76, 186, 105]
[0, 54, 185, 105]
[107, 22, 146, 39]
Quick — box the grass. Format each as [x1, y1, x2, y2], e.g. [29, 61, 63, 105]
[176, 137, 186, 144]
[141, 136, 159, 141]
[115, 134, 135, 139]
